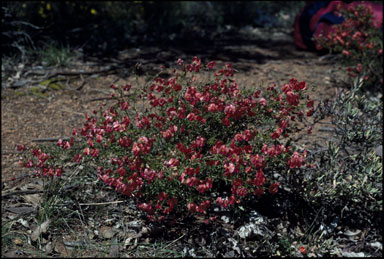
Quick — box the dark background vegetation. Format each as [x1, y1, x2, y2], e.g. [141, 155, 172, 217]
[2, 1, 306, 59]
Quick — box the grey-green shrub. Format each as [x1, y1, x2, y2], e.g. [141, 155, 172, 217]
[303, 77, 382, 218]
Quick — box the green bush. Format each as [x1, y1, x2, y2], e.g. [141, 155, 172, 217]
[303, 78, 382, 221]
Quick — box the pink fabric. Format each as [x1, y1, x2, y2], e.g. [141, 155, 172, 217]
[295, 1, 383, 51]
[294, 14, 306, 50]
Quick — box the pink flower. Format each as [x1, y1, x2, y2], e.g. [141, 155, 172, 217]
[176, 58, 184, 66]
[224, 163, 235, 174]
[224, 104, 236, 116]
[96, 134, 103, 143]
[83, 147, 90, 156]
[132, 143, 141, 156]
[187, 202, 198, 212]
[287, 151, 306, 168]
[286, 91, 299, 106]
[207, 61, 216, 69]
[253, 169, 265, 186]
[259, 98, 267, 106]
[164, 158, 180, 167]
[356, 63, 363, 73]
[251, 154, 265, 168]
[208, 103, 218, 112]
[342, 50, 351, 56]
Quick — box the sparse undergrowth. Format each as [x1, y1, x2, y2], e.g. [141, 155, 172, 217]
[3, 57, 381, 257]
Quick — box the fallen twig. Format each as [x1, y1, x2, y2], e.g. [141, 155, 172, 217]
[76, 75, 87, 91]
[79, 201, 125, 206]
[2, 190, 44, 198]
[89, 93, 134, 102]
[88, 97, 118, 102]
[162, 233, 186, 250]
[31, 137, 81, 142]
[32, 137, 71, 142]
[46, 67, 119, 79]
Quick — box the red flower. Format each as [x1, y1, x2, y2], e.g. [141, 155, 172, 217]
[287, 151, 306, 168]
[207, 61, 216, 69]
[254, 188, 264, 197]
[176, 58, 184, 66]
[307, 98, 314, 108]
[299, 246, 307, 255]
[224, 162, 235, 174]
[286, 91, 299, 106]
[251, 154, 265, 168]
[342, 50, 351, 56]
[356, 63, 363, 73]
[83, 147, 90, 156]
[96, 134, 103, 143]
[224, 104, 236, 117]
[269, 182, 279, 194]
[259, 98, 267, 106]
[16, 144, 26, 152]
[253, 169, 266, 186]
[208, 103, 218, 112]
[222, 117, 231, 126]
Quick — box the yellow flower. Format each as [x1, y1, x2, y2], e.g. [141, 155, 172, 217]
[39, 6, 47, 18]
[46, 3, 51, 11]
[90, 8, 97, 15]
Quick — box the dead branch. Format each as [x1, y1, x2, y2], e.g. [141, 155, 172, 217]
[88, 97, 118, 102]
[2, 190, 44, 198]
[31, 137, 81, 142]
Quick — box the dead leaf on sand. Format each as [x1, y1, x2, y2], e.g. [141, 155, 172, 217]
[31, 219, 51, 241]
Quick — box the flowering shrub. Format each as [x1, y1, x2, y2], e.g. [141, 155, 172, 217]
[314, 3, 383, 90]
[18, 57, 314, 221]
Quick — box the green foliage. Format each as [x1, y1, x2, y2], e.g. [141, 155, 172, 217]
[38, 43, 72, 67]
[304, 78, 382, 216]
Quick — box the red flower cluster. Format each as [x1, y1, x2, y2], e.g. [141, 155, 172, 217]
[18, 57, 314, 221]
[315, 4, 383, 87]
[18, 147, 62, 177]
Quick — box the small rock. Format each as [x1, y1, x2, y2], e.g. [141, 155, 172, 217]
[45, 242, 53, 254]
[140, 226, 149, 236]
[375, 145, 382, 157]
[221, 216, 230, 224]
[344, 229, 361, 237]
[126, 220, 142, 231]
[12, 238, 23, 245]
[109, 237, 119, 257]
[30, 219, 51, 242]
[237, 223, 265, 239]
[224, 250, 235, 258]
[99, 226, 115, 239]
[54, 240, 71, 257]
[341, 251, 364, 257]
[369, 242, 382, 250]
